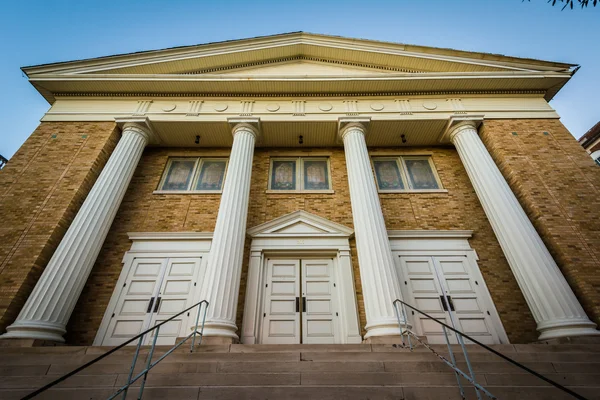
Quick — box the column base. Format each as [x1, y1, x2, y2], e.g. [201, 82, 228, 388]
[1, 320, 66, 343]
[537, 318, 600, 341]
[364, 317, 408, 339]
[199, 320, 239, 342]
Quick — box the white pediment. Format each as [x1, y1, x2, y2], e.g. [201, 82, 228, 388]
[247, 210, 353, 238]
[22, 32, 576, 103]
[215, 60, 395, 76]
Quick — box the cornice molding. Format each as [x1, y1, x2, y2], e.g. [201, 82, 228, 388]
[52, 89, 548, 99]
[128, 232, 213, 241]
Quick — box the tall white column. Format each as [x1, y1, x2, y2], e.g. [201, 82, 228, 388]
[449, 121, 598, 340]
[2, 122, 152, 342]
[339, 120, 405, 339]
[199, 120, 258, 341]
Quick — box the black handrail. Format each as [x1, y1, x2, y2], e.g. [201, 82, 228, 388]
[393, 299, 588, 400]
[21, 300, 209, 400]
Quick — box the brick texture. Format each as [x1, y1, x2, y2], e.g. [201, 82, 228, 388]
[480, 119, 600, 327]
[0, 122, 119, 334]
[68, 146, 537, 345]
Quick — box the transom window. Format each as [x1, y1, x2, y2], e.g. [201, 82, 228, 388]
[158, 157, 228, 192]
[269, 157, 331, 192]
[372, 156, 443, 192]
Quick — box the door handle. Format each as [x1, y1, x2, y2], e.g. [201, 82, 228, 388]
[448, 296, 455, 312]
[296, 297, 300, 313]
[153, 297, 161, 313]
[302, 297, 306, 312]
[146, 297, 155, 313]
[440, 295, 455, 312]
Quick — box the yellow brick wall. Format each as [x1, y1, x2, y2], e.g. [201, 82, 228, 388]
[69, 145, 537, 344]
[481, 119, 600, 326]
[0, 122, 119, 334]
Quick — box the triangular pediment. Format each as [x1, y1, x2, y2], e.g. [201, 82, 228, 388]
[247, 211, 353, 238]
[22, 32, 577, 103]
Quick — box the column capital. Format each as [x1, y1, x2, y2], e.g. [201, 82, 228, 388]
[338, 118, 371, 142]
[228, 118, 261, 141]
[115, 116, 160, 145]
[439, 116, 483, 144]
[337, 117, 371, 142]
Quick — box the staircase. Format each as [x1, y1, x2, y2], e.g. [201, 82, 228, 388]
[0, 343, 599, 400]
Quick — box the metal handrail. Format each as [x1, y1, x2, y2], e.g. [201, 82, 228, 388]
[21, 300, 209, 400]
[393, 299, 589, 400]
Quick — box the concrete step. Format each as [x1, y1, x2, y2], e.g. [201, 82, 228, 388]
[4, 385, 598, 400]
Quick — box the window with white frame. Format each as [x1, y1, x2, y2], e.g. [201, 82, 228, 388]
[371, 156, 443, 192]
[158, 157, 228, 192]
[268, 157, 331, 192]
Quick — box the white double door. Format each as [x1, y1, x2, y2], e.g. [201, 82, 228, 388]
[100, 256, 203, 346]
[262, 258, 339, 344]
[394, 255, 505, 345]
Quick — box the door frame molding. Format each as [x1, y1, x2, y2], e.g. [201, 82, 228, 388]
[242, 211, 362, 344]
[388, 230, 509, 344]
[93, 232, 212, 346]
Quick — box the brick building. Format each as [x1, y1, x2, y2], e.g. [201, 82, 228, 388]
[1, 32, 599, 349]
[579, 121, 600, 165]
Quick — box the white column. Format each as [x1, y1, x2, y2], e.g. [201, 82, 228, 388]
[2, 122, 152, 342]
[339, 120, 405, 339]
[449, 121, 598, 340]
[199, 121, 258, 341]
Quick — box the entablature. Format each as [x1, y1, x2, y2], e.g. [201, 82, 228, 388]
[41, 94, 558, 147]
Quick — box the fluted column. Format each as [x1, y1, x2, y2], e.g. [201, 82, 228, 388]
[339, 120, 405, 339]
[2, 122, 152, 342]
[449, 121, 598, 340]
[199, 120, 258, 340]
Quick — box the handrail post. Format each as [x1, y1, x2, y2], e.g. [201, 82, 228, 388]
[122, 334, 144, 400]
[455, 330, 481, 400]
[190, 301, 202, 353]
[443, 325, 465, 399]
[401, 302, 412, 350]
[137, 325, 160, 399]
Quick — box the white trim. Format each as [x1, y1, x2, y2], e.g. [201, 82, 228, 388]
[241, 211, 361, 344]
[590, 150, 600, 161]
[153, 190, 223, 195]
[24, 33, 571, 76]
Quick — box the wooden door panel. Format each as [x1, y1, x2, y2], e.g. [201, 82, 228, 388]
[102, 258, 165, 346]
[301, 259, 336, 344]
[262, 259, 300, 344]
[149, 258, 202, 345]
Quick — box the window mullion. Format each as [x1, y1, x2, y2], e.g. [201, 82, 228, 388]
[190, 158, 202, 191]
[298, 157, 303, 191]
[398, 157, 412, 189]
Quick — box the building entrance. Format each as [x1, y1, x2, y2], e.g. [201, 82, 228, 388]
[261, 258, 339, 344]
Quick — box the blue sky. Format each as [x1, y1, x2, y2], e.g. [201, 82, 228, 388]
[0, 0, 598, 158]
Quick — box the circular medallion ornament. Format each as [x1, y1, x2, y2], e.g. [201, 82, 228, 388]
[266, 103, 280, 112]
[214, 104, 228, 112]
[319, 103, 333, 112]
[422, 101, 437, 110]
[370, 103, 385, 111]
[162, 104, 177, 112]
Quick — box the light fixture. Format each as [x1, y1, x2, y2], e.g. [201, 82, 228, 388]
[195, 135, 200, 144]
[401, 134, 407, 144]
[298, 135, 304, 144]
